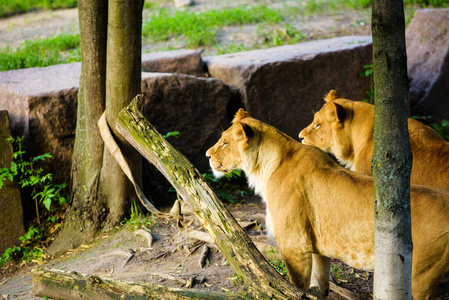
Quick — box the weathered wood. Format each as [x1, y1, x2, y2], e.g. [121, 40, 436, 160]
[115, 94, 319, 299]
[32, 268, 243, 300]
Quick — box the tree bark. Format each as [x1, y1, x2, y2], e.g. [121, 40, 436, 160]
[49, 0, 144, 254]
[114, 95, 319, 299]
[100, 0, 145, 226]
[371, 0, 413, 299]
[33, 268, 244, 300]
[49, 0, 108, 254]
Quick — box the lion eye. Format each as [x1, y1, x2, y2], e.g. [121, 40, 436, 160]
[314, 124, 320, 129]
[222, 142, 227, 148]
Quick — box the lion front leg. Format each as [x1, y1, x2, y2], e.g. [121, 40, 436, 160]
[311, 254, 331, 296]
[281, 249, 313, 291]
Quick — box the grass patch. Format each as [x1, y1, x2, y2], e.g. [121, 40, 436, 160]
[0, 33, 81, 71]
[142, 5, 283, 47]
[0, 0, 77, 18]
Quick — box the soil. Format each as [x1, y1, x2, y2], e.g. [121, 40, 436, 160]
[0, 1, 448, 300]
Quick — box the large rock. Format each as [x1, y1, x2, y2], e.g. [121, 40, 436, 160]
[141, 50, 206, 77]
[141, 72, 230, 171]
[406, 8, 449, 123]
[0, 63, 80, 184]
[204, 36, 372, 138]
[0, 109, 25, 254]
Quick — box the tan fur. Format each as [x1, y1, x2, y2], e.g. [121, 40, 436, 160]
[206, 109, 449, 299]
[299, 90, 449, 190]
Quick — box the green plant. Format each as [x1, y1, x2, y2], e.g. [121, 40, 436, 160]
[331, 264, 346, 281]
[0, 136, 67, 223]
[431, 120, 449, 141]
[0, 226, 45, 266]
[121, 200, 156, 231]
[229, 273, 244, 286]
[0, 0, 77, 18]
[202, 169, 246, 204]
[214, 43, 248, 55]
[262, 23, 307, 47]
[359, 64, 374, 103]
[163, 131, 180, 139]
[142, 5, 283, 48]
[268, 248, 289, 280]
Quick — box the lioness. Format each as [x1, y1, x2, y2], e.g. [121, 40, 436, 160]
[298, 90, 449, 190]
[206, 109, 449, 299]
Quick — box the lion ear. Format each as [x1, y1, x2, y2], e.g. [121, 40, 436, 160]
[232, 108, 252, 123]
[235, 122, 254, 141]
[328, 101, 346, 125]
[324, 90, 341, 102]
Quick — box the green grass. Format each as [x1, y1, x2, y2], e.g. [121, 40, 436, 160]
[0, 33, 81, 71]
[142, 5, 283, 47]
[0, 0, 77, 18]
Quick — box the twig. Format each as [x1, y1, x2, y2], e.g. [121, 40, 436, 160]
[199, 245, 210, 269]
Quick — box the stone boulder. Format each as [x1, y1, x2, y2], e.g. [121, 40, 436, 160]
[141, 72, 230, 171]
[204, 36, 372, 138]
[0, 109, 25, 254]
[141, 50, 206, 77]
[0, 63, 80, 184]
[406, 8, 449, 123]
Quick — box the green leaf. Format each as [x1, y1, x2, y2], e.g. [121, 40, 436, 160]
[163, 131, 180, 139]
[217, 189, 238, 204]
[43, 197, 52, 211]
[32, 153, 52, 162]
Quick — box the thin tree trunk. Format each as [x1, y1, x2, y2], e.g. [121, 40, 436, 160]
[100, 0, 144, 226]
[114, 95, 319, 299]
[371, 0, 413, 299]
[49, 0, 108, 254]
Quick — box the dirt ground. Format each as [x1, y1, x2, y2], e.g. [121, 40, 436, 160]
[1, 1, 448, 299]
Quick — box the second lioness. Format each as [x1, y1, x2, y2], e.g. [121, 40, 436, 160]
[299, 90, 449, 190]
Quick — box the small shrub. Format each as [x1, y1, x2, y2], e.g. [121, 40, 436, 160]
[0, 136, 68, 216]
[121, 200, 156, 231]
[432, 120, 449, 141]
[0, 226, 45, 266]
[202, 169, 246, 204]
[268, 248, 289, 280]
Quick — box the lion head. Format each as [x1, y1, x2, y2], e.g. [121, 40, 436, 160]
[298, 90, 357, 169]
[205, 109, 255, 178]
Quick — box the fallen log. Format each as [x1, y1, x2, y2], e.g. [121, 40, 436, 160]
[32, 268, 244, 300]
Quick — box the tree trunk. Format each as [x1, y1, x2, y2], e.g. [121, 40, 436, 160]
[100, 0, 144, 226]
[49, 0, 144, 254]
[49, 0, 108, 254]
[371, 0, 413, 299]
[114, 95, 319, 299]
